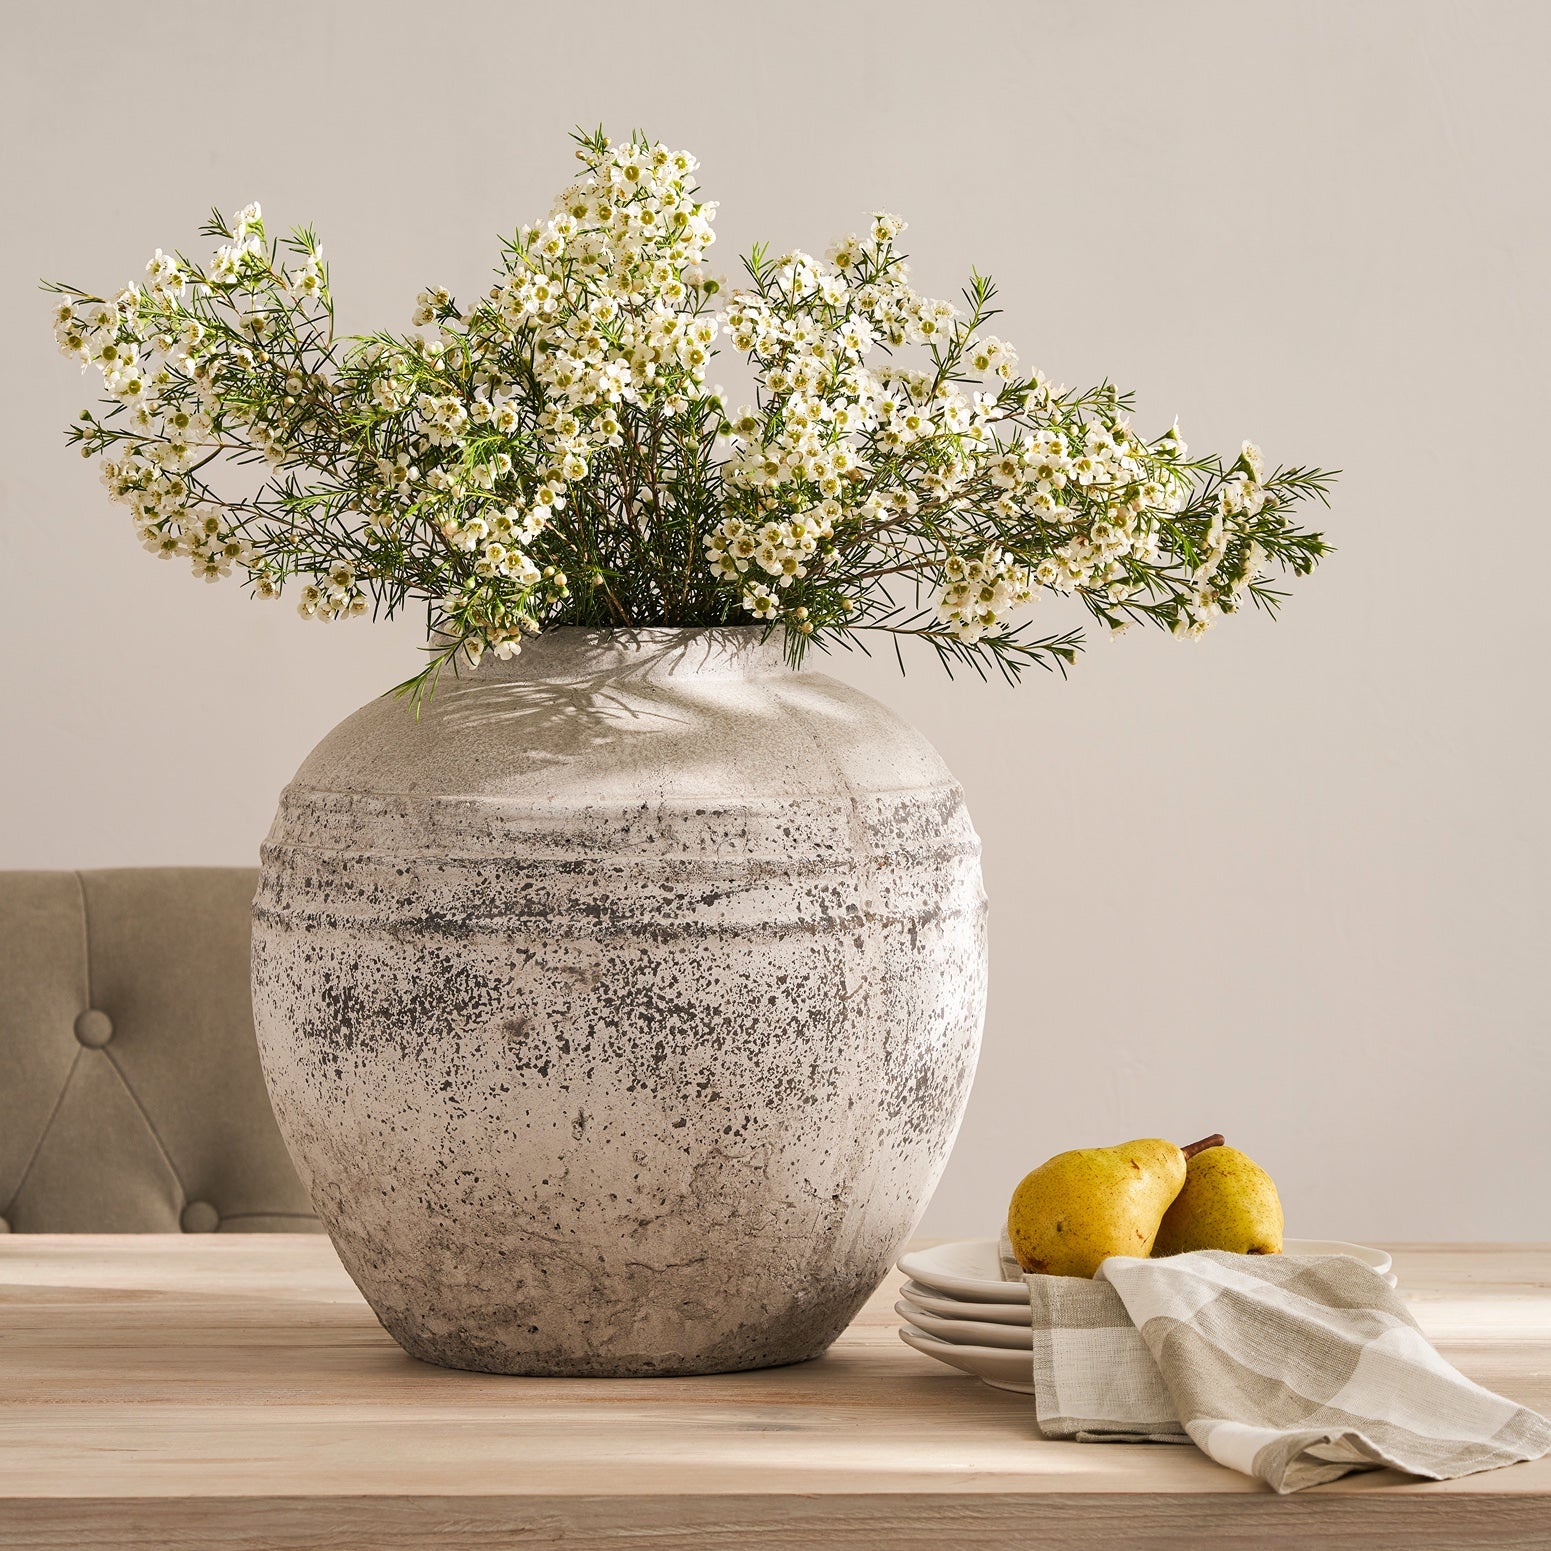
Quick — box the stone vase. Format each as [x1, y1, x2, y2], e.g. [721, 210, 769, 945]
[251, 627, 986, 1375]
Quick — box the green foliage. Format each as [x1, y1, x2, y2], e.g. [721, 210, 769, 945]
[47, 129, 1333, 705]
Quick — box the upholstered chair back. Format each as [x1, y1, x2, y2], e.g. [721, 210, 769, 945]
[0, 869, 319, 1233]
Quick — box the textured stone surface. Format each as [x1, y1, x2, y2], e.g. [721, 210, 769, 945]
[252, 628, 986, 1376]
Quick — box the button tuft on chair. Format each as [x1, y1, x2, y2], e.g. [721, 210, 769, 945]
[181, 1201, 220, 1234]
[74, 1009, 114, 1048]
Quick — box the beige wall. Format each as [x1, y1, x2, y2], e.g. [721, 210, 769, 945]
[3, 1, 1546, 1242]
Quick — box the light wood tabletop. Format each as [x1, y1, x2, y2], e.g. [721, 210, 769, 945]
[1, 1237, 1548, 1549]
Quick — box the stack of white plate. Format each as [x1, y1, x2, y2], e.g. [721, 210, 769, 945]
[895, 1237, 1397, 1394]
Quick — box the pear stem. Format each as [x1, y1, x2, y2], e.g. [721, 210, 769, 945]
[1181, 1133, 1225, 1160]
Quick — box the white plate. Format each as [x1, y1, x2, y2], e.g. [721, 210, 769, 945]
[898, 1237, 1395, 1302]
[893, 1237, 1044, 1302]
[896, 1298, 1033, 1350]
[899, 1280, 1034, 1325]
[898, 1323, 1035, 1393]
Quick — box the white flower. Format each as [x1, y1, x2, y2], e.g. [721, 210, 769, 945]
[288, 259, 325, 301]
[868, 212, 905, 245]
[742, 582, 780, 620]
[145, 249, 183, 296]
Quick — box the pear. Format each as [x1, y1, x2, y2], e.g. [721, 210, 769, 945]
[1153, 1145, 1284, 1256]
[1007, 1134, 1223, 1278]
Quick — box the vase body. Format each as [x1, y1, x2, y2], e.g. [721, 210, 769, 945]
[251, 628, 985, 1375]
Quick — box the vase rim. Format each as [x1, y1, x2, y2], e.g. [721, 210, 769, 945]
[441, 625, 795, 682]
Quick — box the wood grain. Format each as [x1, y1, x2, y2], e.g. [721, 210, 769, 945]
[2, 1237, 1548, 1549]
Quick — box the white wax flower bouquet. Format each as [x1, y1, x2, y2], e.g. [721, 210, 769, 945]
[48, 128, 1332, 703]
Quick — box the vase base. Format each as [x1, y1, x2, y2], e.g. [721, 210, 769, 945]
[384, 1324, 840, 1378]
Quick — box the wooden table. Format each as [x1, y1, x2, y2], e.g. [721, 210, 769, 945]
[1, 1238, 1548, 1549]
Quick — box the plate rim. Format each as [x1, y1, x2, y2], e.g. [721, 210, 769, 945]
[895, 1240, 1028, 1303]
[898, 1279, 1034, 1324]
[898, 1236, 1395, 1303]
[894, 1297, 1034, 1350]
[898, 1321, 1034, 1385]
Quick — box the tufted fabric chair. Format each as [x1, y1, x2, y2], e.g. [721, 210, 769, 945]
[0, 869, 320, 1234]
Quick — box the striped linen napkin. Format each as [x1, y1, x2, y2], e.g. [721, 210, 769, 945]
[1015, 1246, 1551, 1492]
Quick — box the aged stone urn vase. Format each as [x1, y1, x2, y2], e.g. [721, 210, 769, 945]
[251, 627, 986, 1375]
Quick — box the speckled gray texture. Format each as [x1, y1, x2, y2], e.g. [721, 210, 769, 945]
[252, 628, 986, 1375]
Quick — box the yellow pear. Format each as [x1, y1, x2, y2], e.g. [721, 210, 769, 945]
[1153, 1145, 1284, 1256]
[1007, 1134, 1223, 1277]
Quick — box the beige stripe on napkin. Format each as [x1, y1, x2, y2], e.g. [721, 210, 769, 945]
[1024, 1274, 1185, 1443]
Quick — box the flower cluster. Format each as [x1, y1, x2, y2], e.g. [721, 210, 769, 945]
[49, 128, 1331, 700]
[704, 507, 837, 604]
[935, 550, 1034, 643]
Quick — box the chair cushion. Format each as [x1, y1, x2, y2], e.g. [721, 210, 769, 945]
[0, 869, 320, 1233]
